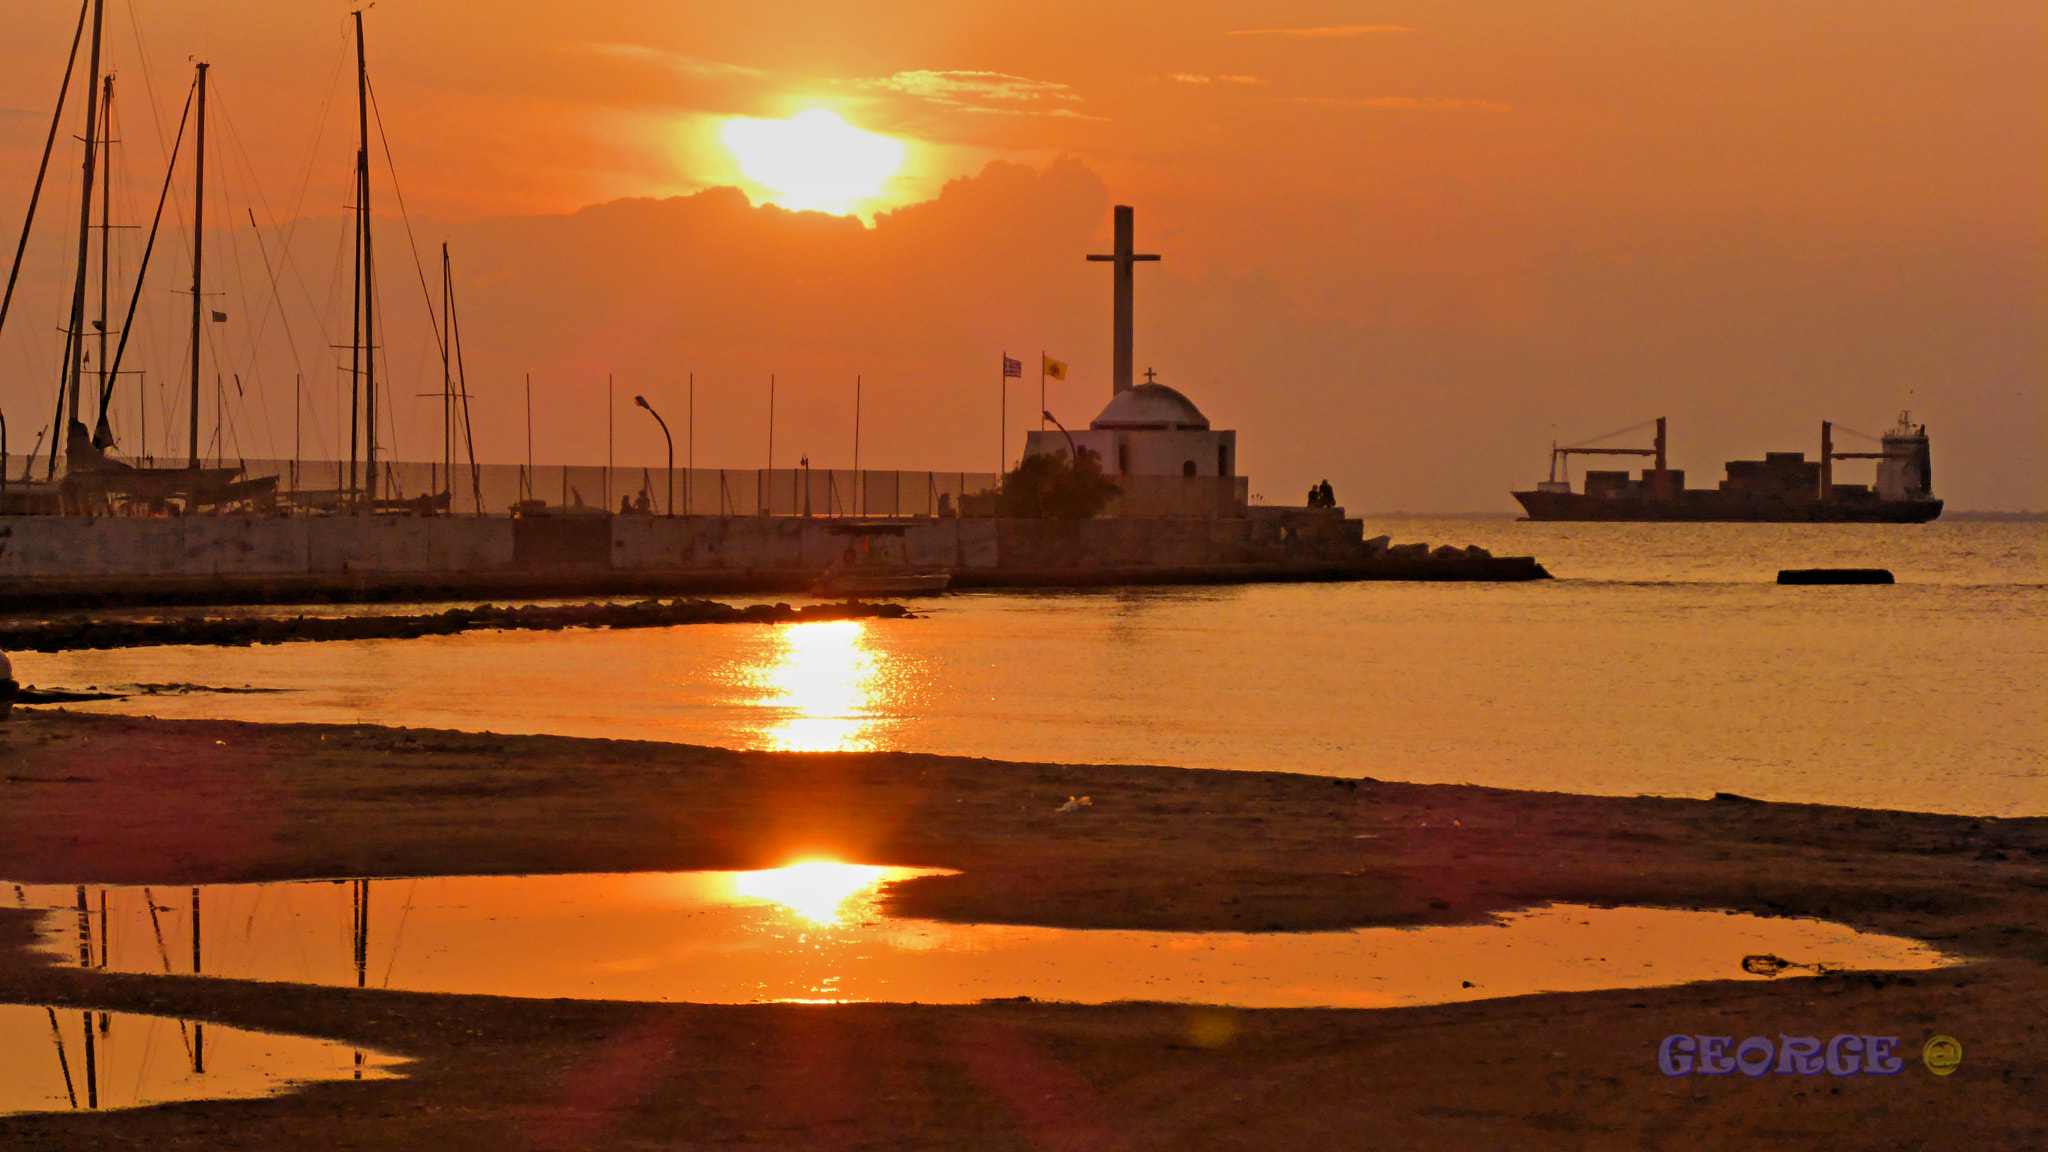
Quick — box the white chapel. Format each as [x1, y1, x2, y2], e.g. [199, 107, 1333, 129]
[1023, 372, 1235, 481]
[1021, 206, 1239, 496]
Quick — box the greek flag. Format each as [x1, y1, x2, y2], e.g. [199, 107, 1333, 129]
[1002, 355, 1022, 378]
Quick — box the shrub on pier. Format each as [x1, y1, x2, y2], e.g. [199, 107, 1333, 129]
[996, 448, 1121, 519]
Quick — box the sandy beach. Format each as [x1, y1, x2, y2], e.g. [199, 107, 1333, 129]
[0, 709, 2041, 1149]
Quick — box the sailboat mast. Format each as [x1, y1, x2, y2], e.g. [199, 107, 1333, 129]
[347, 167, 361, 499]
[447, 253, 482, 515]
[187, 62, 206, 471]
[96, 75, 112, 446]
[355, 10, 377, 509]
[0, 0, 90, 357]
[59, 0, 105, 475]
[442, 242, 452, 499]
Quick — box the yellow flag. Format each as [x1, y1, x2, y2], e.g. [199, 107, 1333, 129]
[1042, 355, 1067, 380]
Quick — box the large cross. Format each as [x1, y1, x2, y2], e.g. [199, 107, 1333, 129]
[1086, 205, 1160, 395]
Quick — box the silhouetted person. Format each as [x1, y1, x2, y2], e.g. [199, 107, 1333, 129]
[621, 496, 633, 516]
[1318, 480, 1335, 508]
[634, 491, 652, 514]
[1306, 485, 1321, 508]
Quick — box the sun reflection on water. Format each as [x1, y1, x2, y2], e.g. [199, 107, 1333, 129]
[731, 861, 892, 926]
[753, 620, 878, 752]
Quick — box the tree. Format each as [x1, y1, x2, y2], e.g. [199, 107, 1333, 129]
[996, 447, 1121, 519]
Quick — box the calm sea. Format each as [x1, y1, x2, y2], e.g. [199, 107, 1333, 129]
[14, 519, 2044, 817]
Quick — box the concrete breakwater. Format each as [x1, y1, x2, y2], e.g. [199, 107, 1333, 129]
[0, 507, 1548, 609]
[0, 598, 914, 654]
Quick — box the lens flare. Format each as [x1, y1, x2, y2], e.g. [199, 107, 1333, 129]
[733, 861, 890, 925]
[721, 110, 904, 213]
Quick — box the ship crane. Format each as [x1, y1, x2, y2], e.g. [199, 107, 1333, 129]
[1818, 416, 1915, 500]
[1547, 417, 1673, 499]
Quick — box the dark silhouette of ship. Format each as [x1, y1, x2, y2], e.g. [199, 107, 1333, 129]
[1512, 414, 1941, 523]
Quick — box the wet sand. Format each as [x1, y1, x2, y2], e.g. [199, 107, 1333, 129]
[1, 710, 2042, 1149]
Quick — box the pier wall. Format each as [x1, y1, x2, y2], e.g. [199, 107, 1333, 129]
[0, 515, 1148, 580]
[606, 516, 999, 572]
[0, 517, 514, 578]
[0, 507, 1542, 606]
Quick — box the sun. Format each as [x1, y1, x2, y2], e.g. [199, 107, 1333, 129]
[721, 110, 905, 213]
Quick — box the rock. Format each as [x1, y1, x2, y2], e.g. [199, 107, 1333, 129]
[1363, 535, 1391, 557]
[1463, 545, 1493, 561]
[0, 597, 921, 653]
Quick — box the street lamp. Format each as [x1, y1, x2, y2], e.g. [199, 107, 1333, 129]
[1042, 410, 1078, 461]
[633, 395, 674, 517]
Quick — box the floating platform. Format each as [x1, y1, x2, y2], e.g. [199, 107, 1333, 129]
[1778, 568, 1895, 585]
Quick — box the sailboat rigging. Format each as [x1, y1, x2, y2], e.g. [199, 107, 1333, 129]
[54, 52, 274, 515]
[3, 6, 478, 519]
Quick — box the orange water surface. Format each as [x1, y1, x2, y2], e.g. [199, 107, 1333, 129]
[14, 521, 2043, 814]
[9, 867, 1953, 1009]
[0, 1004, 400, 1117]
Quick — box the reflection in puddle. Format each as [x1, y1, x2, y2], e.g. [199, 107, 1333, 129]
[10, 867, 1951, 1009]
[731, 861, 891, 925]
[0, 1004, 400, 1117]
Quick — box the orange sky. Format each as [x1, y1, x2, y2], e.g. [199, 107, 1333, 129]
[0, 0, 2040, 509]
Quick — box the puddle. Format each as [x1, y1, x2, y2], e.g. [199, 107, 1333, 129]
[0, 1004, 401, 1117]
[8, 868, 1952, 1009]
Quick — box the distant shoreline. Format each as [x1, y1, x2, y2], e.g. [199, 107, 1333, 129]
[1355, 509, 2044, 522]
[1357, 511, 1521, 520]
[1944, 510, 2048, 522]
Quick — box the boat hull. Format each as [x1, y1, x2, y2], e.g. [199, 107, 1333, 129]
[1511, 490, 1943, 523]
[812, 572, 952, 597]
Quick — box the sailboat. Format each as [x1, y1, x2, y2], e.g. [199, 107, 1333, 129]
[3, 6, 476, 520]
[273, 10, 472, 518]
[1, 0, 272, 515]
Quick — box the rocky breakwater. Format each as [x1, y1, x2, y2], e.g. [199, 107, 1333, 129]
[1233, 507, 1549, 581]
[0, 598, 914, 654]
[1355, 535, 1550, 581]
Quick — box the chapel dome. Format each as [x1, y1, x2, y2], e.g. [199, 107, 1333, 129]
[1089, 383, 1210, 431]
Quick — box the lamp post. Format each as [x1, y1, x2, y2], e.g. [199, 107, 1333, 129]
[633, 394, 673, 517]
[1042, 410, 1078, 461]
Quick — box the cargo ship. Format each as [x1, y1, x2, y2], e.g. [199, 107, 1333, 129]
[1512, 414, 1941, 523]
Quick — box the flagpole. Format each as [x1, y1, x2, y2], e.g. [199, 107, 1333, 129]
[1039, 351, 1046, 431]
[999, 352, 1006, 478]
